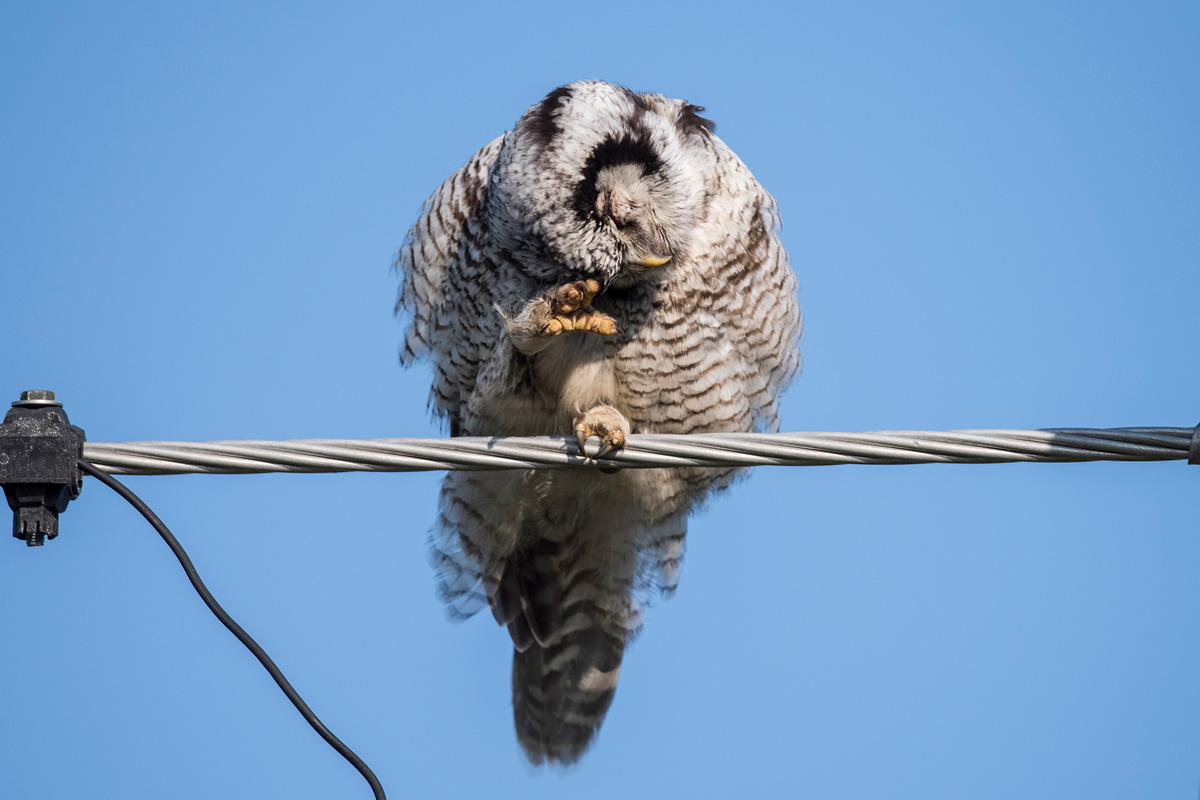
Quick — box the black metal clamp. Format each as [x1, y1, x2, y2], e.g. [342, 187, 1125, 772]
[0, 390, 86, 545]
[1191, 424, 1200, 466]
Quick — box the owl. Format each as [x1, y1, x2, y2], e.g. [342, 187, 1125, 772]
[394, 81, 801, 764]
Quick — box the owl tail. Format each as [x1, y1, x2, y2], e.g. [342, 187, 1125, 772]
[492, 543, 626, 765]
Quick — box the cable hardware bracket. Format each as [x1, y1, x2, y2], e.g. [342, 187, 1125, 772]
[0, 390, 85, 545]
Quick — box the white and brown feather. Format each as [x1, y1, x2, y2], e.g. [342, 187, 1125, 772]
[395, 81, 801, 764]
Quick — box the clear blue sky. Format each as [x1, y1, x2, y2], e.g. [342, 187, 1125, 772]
[3, 2, 1199, 797]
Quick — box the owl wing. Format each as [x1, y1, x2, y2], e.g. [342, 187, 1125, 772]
[396, 137, 514, 623]
[394, 135, 505, 434]
[700, 138, 801, 436]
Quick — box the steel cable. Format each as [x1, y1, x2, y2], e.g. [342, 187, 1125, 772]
[82, 427, 1195, 475]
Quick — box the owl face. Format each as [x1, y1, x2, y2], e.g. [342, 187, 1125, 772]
[486, 81, 716, 288]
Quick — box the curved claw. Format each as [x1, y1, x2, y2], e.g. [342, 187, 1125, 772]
[574, 429, 621, 461]
[572, 405, 628, 464]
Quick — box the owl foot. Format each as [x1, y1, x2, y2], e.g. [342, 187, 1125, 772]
[574, 405, 629, 461]
[538, 280, 619, 337]
[506, 280, 619, 356]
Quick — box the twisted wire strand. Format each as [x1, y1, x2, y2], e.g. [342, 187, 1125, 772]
[81, 427, 1195, 476]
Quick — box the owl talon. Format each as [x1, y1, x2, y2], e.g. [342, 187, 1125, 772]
[534, 281, 618, 339]
[573, 406, 629, 462]
[539, 312, 617, 338]
[551, 279, 602, 315]
[594, 440, 618, 460]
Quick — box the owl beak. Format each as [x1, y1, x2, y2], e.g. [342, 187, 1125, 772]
[631, 253, 672, 268]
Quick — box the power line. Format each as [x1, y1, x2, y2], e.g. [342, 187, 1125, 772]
[78, 460, 387, 800]
[83, 426, 1198, 476]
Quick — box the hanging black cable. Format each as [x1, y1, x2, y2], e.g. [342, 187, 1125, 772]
[76, 458, 387, 800]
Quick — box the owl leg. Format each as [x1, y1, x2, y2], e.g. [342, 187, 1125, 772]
[574, 404, 629, 460]
[507, 280, 618, 355]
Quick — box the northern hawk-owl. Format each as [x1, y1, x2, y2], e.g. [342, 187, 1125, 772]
[395, 80, 801, 763]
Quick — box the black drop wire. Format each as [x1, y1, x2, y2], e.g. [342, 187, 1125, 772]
[77, 459, 387, 800]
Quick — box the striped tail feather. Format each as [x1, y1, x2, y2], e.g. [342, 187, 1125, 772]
[495, 542, 627, 764]
[511, 624, 624, 764]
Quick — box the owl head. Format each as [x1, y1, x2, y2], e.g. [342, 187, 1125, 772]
[486, 81, 716, 288]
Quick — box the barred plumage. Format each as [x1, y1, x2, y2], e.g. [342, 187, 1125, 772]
[395, 81, 801, 763]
